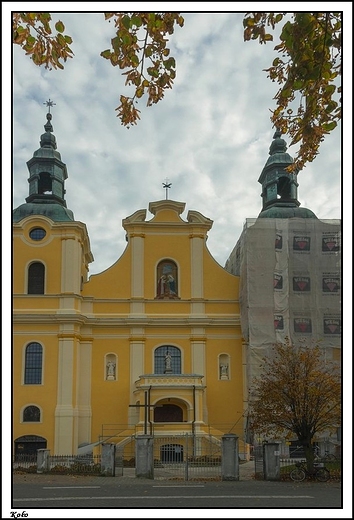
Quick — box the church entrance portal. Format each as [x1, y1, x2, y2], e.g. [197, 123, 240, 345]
[154, 403, 183, 422]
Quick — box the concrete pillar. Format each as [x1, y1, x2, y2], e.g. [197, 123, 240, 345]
[37, 449, 50, 473]
[221, 434, 239, 481]
[101, 444, 116, 477]
[263, 442, 280, 480]
[135, 435, 154, 479]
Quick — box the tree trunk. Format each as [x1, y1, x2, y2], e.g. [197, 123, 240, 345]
[301, 438, 315, 473]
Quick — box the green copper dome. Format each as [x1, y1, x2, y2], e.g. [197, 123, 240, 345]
[13, 202, 74, 222]
[258, 204, 317, 219]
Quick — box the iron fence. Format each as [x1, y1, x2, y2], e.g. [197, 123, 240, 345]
[49, 454, 101, 474]
[13, 454, 102, 474]
[13, 454, 37, 472]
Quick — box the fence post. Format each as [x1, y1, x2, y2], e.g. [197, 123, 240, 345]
[136, 435, 154, 479]
[185, 433, 189, 481]
[101, 443, 116, 476]
[263, 442, 280, 480]
[221, 434, 239, 481]
[37, 449, 50, 473]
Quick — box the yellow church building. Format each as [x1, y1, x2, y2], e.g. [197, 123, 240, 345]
[13, 109, 245, 458]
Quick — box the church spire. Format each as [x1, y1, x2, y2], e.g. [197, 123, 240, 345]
[257, 129, 317, 219]
[13, 100, 74, 222]
[258, 128, 299, 211]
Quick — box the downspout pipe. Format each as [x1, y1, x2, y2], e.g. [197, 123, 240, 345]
[192, 385, 196, 456]
[144, 391, 148, 435]
[148, 385, 153, 435]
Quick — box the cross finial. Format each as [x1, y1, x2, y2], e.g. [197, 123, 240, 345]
[43, 99, 56, 113]
[162, 178, 172, 200]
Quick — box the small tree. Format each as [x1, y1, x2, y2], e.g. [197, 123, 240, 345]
[248, 340, 341, 471]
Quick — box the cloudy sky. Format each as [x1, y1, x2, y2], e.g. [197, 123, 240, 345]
[9, 8, 347, 277]
[9, 7, 347, 279]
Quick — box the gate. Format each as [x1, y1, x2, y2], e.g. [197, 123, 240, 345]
[114, 435, 136, 476]
[153, 433, 222, 481]
[160, 443, 184, 463]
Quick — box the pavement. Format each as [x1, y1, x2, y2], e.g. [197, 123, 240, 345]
[13, 461, 256, 484]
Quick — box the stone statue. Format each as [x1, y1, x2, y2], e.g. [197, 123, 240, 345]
[107, 361, 116, 379]
[164, 351, 172, 373]
[220, 364, 229, 379]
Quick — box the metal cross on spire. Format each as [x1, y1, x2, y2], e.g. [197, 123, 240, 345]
[162, 178, 172, 200]
[43, 99, 56, 113]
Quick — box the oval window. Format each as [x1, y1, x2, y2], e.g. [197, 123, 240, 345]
[29, 228, 46, 241]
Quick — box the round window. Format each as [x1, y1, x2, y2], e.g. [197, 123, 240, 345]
[29, 228, 46, 241]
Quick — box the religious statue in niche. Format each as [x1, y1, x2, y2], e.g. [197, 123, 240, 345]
[164, 351, 173, 374]
[156, 261, 178, 299]
[106, 360, 116, 380]
[220, 363, 229, 380]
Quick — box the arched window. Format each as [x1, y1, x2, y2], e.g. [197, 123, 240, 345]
[28, 262, 45, 294]
[24, 342, 43, 384]
[23, 405, 41, 422]
[154, 345, 181, 374]
[156, 260, 179, 299]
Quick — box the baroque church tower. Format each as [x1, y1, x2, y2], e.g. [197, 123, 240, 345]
[13, 106, 93, 455]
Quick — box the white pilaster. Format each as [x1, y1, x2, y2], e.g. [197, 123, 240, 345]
[55, 337, 75, 454]
[77, 341, 92, 446]
[190, 235, 204, 299]
[131, 235, 144, 298]
[61, 236, 81, 294]
[129, 339, 145, 424]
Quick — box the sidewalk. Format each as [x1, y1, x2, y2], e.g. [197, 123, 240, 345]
[239, 460, 255, 480]
[13, 461, 255, 484]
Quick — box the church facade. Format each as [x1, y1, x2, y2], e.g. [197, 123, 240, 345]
[13, 110, 244, 457]
[13, 111, 341, 459]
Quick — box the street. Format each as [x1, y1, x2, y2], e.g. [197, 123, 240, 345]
[10, 473, 343, 514]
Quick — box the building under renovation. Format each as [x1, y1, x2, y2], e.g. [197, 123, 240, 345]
[225, 129, 341, 454]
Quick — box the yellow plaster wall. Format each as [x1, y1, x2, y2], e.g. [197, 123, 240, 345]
[13, 202, 244, 454]
[204, 337, 243, 430]
[90, 336, 131, 436]
[203, 249, 240, 299]
[83, 247, 131, 298]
